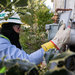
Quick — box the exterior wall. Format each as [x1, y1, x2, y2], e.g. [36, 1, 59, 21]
[66, 0, 75, 19]
[53, 0, 65, 10]
[53, 0, 75, 19]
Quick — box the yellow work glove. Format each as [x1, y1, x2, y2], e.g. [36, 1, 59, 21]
[41, 40, 59, 51]
[41, 24, 71, 51]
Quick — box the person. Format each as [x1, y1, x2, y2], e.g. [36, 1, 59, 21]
[0, 11, 71, 65]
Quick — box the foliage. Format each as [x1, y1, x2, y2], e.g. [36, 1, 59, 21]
[20, 0, 54, 31]
[40, 49, 75, 75]
[0, 0, 28, 12]
[20, 27, 48, 53]
[0, 59, 38, 75]
[19, 0, 54, 53]
[36, 5, 54, 31]
[0, 49, 75, 75]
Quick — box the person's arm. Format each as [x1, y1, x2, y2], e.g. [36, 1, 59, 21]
[21, 48, 44, 65]
[1, 43, 44, 65]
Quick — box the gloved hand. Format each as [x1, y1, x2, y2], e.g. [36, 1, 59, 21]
[41, 24, 71, 51]
[52, 24, 71, 49]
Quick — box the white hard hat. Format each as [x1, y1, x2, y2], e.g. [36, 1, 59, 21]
[0, 11, 23, 24]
